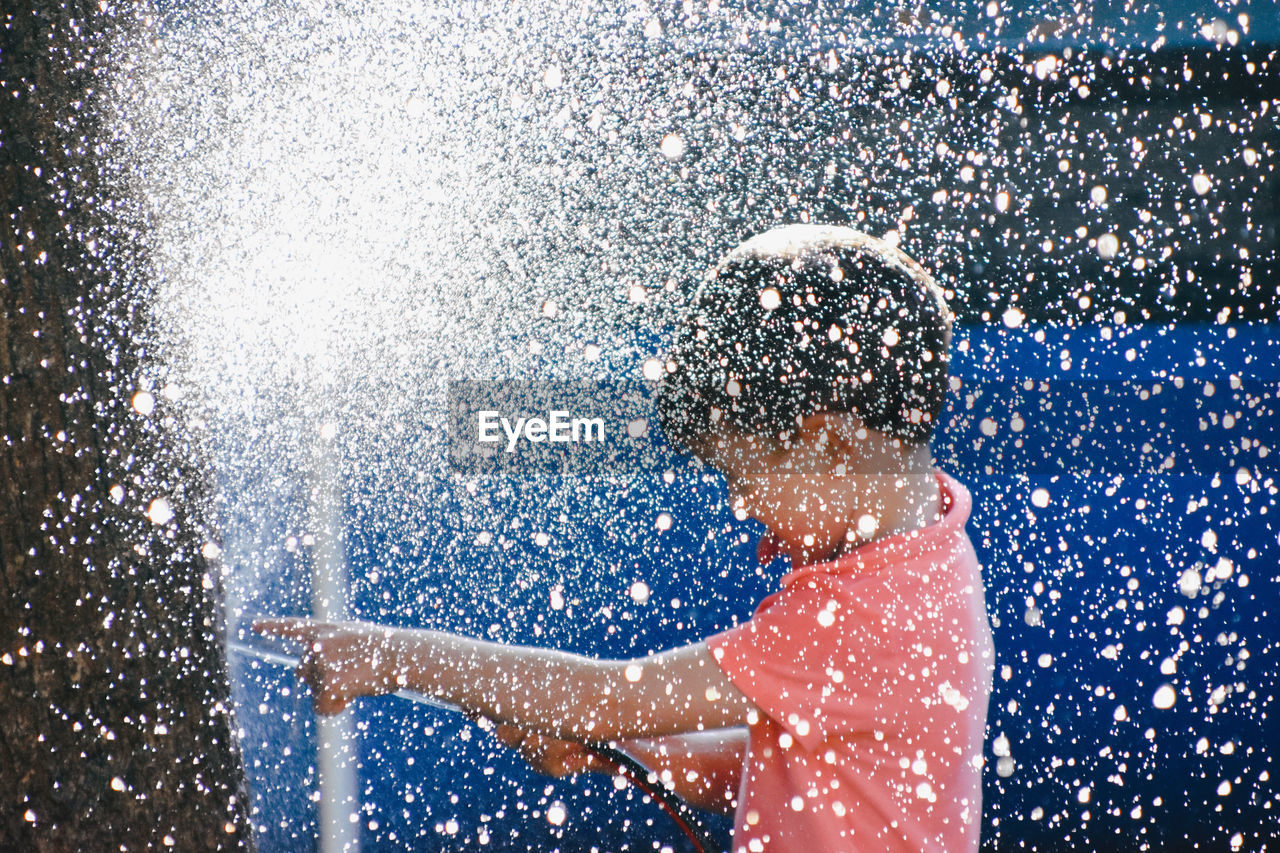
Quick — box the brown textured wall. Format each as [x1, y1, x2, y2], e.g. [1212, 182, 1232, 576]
[0, 2, 254, 850]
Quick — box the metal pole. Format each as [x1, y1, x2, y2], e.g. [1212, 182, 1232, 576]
[310, 420, 360, 853]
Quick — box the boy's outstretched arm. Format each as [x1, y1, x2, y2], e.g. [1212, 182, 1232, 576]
[252, 618, 755, 742]
[494, 726, 746, 815]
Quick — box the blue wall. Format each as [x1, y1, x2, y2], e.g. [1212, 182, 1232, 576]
[230, 321, 1279, 852]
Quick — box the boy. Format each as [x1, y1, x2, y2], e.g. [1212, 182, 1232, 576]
[256, 224, 994, 851]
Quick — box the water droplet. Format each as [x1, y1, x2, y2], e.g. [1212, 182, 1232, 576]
[131, 390, 155, 415]
[1178, 567, 1202, 598]
[1096, 233, 1120, 260]
[147, 498, 174, 525]
[659, 133, 685, 161]
[856, 514, 878, 538]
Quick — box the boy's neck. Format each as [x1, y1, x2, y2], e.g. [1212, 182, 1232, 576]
[831, 469, 941, 558]
[781, 441, 940, 567]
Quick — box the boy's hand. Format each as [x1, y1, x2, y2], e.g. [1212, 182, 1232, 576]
[252, 617, 400, 715]
[492, 724, 602, 778]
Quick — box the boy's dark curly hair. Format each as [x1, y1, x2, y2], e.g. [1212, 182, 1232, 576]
[656, 224, 952, 449]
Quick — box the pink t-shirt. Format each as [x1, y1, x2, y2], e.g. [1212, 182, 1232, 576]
[708, 470, 993, 852]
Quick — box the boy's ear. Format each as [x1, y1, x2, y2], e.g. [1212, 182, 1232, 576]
[796, 412, 864, 455]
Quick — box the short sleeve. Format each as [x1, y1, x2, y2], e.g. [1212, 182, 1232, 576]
[707, 574, 909, 752]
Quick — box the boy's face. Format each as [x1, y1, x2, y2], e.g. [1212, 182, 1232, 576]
[690, 423, 851, 556]
[689, 414, 936, 565]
